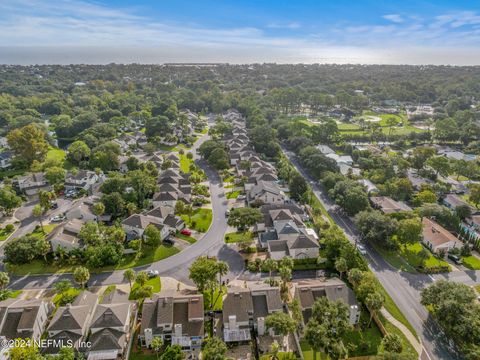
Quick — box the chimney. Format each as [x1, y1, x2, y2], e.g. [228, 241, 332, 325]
[174, 324, 182, 337]
[144, 328, 153, 347]
[228, 315, 237, 330]
[257, 317, 265, 336]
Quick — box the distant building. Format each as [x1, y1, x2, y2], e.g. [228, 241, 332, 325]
[370, 196, 412, 214]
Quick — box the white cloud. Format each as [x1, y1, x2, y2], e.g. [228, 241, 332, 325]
[383, 14, 404, 23]
[0, 0, 479, 65]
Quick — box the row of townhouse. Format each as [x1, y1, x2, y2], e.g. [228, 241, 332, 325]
[137, 278, 360, 355]
[153, 167, 192, 208]
[112, 131, 148, 152]
[223, 111, 320, 260]
[0, 289, 134, 360]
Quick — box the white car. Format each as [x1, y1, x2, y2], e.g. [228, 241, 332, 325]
[147, 270, 159, 278]
[356, 245, 367, 255]
[237, 195, 246, 200]
[50, 215, 66, 222]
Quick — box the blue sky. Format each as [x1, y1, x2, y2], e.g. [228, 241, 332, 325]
[1, 0, 480, 64]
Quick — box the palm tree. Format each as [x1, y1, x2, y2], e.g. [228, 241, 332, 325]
[365, 291, 384, 326]
[32, 204, 45, 234]
[123, 269, 136, 292]
[335, 257, 348, 279]
[263, 258, 278, 286]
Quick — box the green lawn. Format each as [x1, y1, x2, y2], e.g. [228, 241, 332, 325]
[260, 353, 297, 360]
[300, 341, 328, 360]
[203, 286, 226, 311]
[403, 243, 450, 270]
[175, 232, 197, 244]
[179, 153, 193, 173]
[46, 147, 66, 164]
[53, 288, 81, 307]
[378, 313, 419, 359]
[462, 255, 480, 270]
[0, 228, 14, 241]
[29, 224, 56, 240]
[226, 190, 241, 199]
[224, 231, 250, 243]
[181, 208, 212, 232]
[129, 276, 161, 300]
[7, 244, 180, 275]
[342, 312, 383, 356]
[374, 242, 450, 273]
[110, 244, 180, 270]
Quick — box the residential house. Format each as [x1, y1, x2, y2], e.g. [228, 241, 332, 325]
[146, 206, 185, 233]
[422, 217, 462, 254]
[222, 285, 283, 343]
[0, 152, 12, 169]
[370, 196, 412, 214]
[14, 172, 51, 197]
[66, 197, 111, 223]
[122, 214, 169, 241]
[293, 278, 360, 326]
[0, 298, 52, 342]
[46, 291, 98, 355]
[139, 291, 204, 350]
[48, 218, 85, 251]
[87, 289, 133, 360]
[357, 179, 378, 194]
[406, 169, 433, 190]
[316, 145, 335, 155]
[442, 194, 473, 211]
[65, 170, 101, 194]
[247, 181, 286, 206]
[267, 234, 319, 260]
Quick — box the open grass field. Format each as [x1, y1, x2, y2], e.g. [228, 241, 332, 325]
[181, 208, 212, 232]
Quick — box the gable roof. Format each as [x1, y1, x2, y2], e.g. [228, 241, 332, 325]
[422, 217, 460, 247]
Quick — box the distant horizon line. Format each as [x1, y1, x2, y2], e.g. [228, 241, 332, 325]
[1, 62, 479, 67]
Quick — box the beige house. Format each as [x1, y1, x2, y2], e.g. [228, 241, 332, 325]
[422, 217, 462, 254]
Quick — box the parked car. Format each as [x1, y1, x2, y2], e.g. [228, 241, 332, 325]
[356, 244, 367, 255]
[50, 215, 66, 222]
[181, 229, 192, 236]
[448, 254, 462, 265]
[163, 238, 175, 245]
[237, 195, 246, 200]
[146, 270, 159, 278]
[50, 201, 58, 209]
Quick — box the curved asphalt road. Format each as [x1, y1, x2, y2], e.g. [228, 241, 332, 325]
[7, 133, 244, 291]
